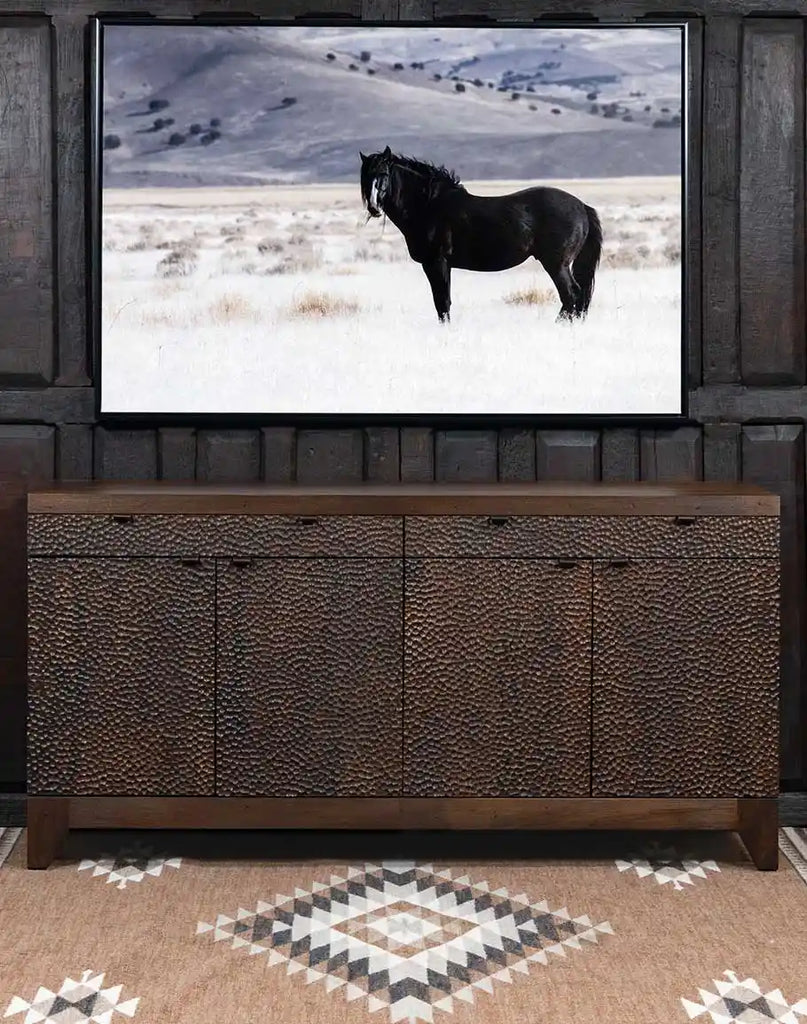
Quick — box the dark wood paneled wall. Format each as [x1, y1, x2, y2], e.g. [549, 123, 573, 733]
[1, 0, 806, 790]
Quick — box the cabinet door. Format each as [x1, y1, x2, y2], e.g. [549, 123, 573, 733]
[592, 558, 779, 797]
[216, 558, 402, 796]
[404, 558, 592, 797]
[28, 558, 215, 795]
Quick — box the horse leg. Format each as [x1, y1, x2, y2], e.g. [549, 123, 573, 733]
[423, 257, 451, 323]
[538, 257, 582, 322]
[553, 265, 582, 322]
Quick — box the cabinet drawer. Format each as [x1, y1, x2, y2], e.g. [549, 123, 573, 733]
[404, 515, 779, 558]
[28, 513, 403, 558]
[28, 514, 210, 557]
[209, 515, 402, 557]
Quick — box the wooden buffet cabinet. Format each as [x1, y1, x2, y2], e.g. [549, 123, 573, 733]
[26, 482, 781, 869]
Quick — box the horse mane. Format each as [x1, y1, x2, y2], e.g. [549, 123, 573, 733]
[390, 152, 464, 193]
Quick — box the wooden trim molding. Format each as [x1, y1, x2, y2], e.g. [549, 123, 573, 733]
[28, 481, 780, 516]
[9, 792, 804, 828]
[4, 385, 807, 428]
[65, 796, 744, 830]
[25, 796, 777, 870]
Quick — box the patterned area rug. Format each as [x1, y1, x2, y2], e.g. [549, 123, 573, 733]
[0, 828, 806, 1024]
[780, 827, 807, 885]
[0, 827, 21, 869]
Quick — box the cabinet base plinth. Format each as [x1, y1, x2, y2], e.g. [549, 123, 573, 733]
[26, 796, 778, 870]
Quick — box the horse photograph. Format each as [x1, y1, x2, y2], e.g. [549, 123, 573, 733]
[98, 23, 684, 416]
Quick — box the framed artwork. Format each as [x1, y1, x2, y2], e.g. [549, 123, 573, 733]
[91, 18, 688, 421]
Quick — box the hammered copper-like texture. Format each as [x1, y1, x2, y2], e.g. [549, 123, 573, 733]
[28, 514, 210, 556]
[209, 514, 402, 557]
[404, 557, 592, 797]
[28, 558, 215, 795]
[216, 558, 403, 797]
[404, 515, 778, 559]
[28, 514, 403, 558]
[592, 558, 779, 797]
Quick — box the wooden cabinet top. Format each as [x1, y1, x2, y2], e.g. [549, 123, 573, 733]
[28, 482, 779, 516]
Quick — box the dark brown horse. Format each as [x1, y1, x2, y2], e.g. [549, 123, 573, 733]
[360, 146, 602, 324]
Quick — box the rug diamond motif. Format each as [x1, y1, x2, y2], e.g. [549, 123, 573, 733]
[4, 968, 140, 1022]
[332, 900, 479, 954]
[615, 840, 720, 890]
[196, 861, 614, 1023]
[682, 970, 807, 1023]
[78, 841, 181, 889]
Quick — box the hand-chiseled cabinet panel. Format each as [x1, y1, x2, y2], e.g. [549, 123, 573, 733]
[403, 557, 592, 797]
[28, 557, 216, 795]
[592, 558, 780, 798]
[215, 557, 403, 797]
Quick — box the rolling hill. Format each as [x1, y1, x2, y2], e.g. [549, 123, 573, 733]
[101, 24, 683, 187]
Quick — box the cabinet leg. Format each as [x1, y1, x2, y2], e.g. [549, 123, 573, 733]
[27, 797, 70, 869]
[737, 798, 778, 870]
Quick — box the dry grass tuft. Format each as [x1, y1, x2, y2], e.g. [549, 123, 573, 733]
[503, 285, 556, 307]
[257, 237, 284, 254]
[205, 293, 262, 323]
[616, 228, 650, 243]
[142, 292, 262, 329]
[154, 237, 197, 251]
[353, 242, 406, 264]
[266, 255, 321, 275]
[603, 248, 642, 270]
[156, 247, 197, 278]
[289, 291, 359, 318]
[140, 309, 179, 328]
[218, 249, 262, 276]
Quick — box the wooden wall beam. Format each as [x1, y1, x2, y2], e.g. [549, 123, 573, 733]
[691, 386, 807, 421]
[739, 19, 805, 386]
[197, 431, 261, 482]
[435, 431, 498, 481]
[0, 17, 53, 385]
[743, 425, 805, 782]
[702, 16, 741, 384]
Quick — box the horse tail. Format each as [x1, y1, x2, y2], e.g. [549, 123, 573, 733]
[574, 204, 602, 315]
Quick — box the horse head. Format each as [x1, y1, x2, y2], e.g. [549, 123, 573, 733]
[359, 145, 393, 218]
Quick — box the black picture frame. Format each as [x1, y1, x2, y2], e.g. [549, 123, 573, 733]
[88, 14, 693, 428]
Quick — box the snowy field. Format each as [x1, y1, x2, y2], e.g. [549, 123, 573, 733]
[100, 176, 682, 416]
